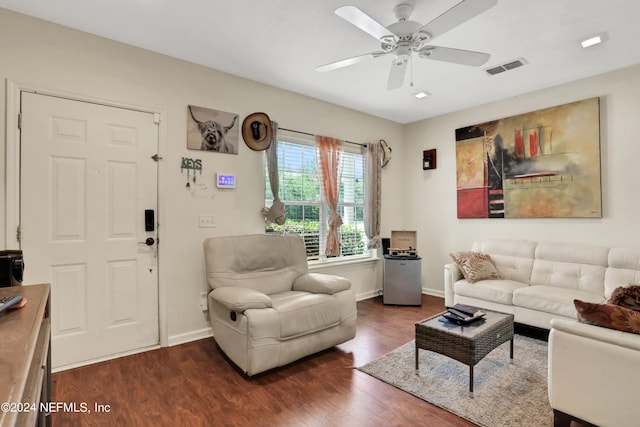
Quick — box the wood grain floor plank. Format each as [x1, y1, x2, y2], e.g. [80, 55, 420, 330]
[52, 295, 479, 426]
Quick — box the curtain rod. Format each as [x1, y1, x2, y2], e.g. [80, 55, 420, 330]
[278, 127, 367, 147]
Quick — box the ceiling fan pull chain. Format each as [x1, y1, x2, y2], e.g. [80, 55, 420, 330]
[410, 55, 414, 87]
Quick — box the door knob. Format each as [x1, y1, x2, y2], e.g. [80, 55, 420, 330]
[138, 237, 155, 246]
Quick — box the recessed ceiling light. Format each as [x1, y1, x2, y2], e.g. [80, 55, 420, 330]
[414, 91, 430, 99]
[580, 32, 608, 48]
[581, 36, 601, 48]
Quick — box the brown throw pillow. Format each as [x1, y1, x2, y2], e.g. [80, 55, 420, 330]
[574, 299, 640, 335]
[607, 284, 640, 312]
[449, 251, 503, 283]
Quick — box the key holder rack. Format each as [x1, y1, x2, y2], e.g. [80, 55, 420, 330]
[181, 157, 202, 188]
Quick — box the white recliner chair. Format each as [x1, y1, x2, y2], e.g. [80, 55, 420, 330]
[203, 234, 357, 376]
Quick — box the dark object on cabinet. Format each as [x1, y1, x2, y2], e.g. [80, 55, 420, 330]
[0, 250, 23, 287]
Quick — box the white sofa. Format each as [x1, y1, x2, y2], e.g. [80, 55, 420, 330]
[444, 239, 640, 329]
[204, 234, 357, 376]
[445, 239, 640, 426]
[548, 317, 640, 427]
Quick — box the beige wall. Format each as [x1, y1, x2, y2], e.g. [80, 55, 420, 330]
[0, 9, 405, 344]
[3, 7, 639, 347]
[403, 63, 640, 297]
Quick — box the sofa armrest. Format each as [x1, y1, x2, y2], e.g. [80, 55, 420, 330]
[444, 262, 462, 307]
[548, 318, 640, 427]
[210, 287, 272, 312]
[550, 318, 640, 352]
[293, 273, 351, 295]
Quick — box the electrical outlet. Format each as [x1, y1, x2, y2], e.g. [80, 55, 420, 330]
[199, 292, 208, 311]
[199, 214, 216, 228]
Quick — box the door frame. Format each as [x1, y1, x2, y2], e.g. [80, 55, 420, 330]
[5, 79, 169, 348]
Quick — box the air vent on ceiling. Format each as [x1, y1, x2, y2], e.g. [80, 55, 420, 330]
[485, 58, 528, 76]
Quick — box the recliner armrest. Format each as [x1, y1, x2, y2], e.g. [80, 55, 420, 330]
[210, 287, 272, 312]
[293, 273, 351, 295]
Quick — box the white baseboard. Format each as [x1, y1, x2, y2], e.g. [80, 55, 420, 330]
[53, 344, 161, 373]
[356, 289, 382, 301]
[167, 327, 213, 347]
[356, 288, 444, 301]
[422, 288, 445, 299]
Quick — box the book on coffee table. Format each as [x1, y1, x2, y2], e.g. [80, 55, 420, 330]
[450, 304, 483, 316]
[441, 304, 486, 325]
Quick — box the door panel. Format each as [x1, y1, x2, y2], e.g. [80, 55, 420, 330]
[20, 92, 159, 368]
[51, 157, 86, 240]
[52, 264, 87, 335]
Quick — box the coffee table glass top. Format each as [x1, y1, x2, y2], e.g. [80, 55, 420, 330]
[418, 310, 513, 339]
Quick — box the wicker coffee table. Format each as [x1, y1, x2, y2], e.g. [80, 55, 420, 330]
[415, 309, 514, 394]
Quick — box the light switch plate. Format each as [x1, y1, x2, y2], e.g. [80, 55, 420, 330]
[200, 292, 208, 311]
[199, 214, 216, 228]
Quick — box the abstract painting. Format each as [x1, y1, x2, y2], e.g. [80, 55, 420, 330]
[455, 98, 601, 218]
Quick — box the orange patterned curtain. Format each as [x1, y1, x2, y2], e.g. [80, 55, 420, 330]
[316, 135, 344, 256]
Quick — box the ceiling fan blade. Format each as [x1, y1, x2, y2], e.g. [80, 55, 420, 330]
[419, 46, 490, 66]
[316, 52, 385, 72]
[335, 6, 395, 40]
[419, 0, 498, 40]
[387, 60, 408, 90]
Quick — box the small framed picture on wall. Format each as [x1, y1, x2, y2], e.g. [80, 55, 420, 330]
[423, 149, 437, 170]
[187, 105, 239, 154]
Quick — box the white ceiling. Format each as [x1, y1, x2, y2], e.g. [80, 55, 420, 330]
[2, 0, 640, 124]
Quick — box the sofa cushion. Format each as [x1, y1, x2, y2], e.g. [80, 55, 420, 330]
[472, 239, 536, 283]
[270, 291, 341, 339]
[574, 300, 640, 335]
[454, 279, 526, 305]
[531, 242, 607, 295]
[514, 286, 604, 318]
[605, 247, 640, 298]
[608, 284, 640, 311]
[449, 251, 504, 283]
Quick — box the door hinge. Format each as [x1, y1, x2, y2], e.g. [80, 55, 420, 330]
[151, 154, 163, 162]
[18, 112, 22, 130]
[153, 113, 160, 124]
[16, 225, 21, 243]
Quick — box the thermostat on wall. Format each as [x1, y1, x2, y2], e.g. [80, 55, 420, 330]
[216, 173, 236, 188]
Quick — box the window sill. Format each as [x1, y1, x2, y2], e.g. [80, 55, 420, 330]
[308, 254, 380, 271]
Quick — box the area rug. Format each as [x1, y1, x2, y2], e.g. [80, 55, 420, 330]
[357, 335, 552, 427]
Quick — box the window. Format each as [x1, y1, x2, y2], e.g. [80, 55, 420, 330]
[265, 133, 367, 261]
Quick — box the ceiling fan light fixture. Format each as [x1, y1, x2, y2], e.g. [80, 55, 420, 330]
[392, 55, 410, 66]
[413, 31, 431, 50]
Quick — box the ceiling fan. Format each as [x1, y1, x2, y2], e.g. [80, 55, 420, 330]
[316, 0, 498, 90]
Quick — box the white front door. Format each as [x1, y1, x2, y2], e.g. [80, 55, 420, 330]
[20, 92, 160, 369]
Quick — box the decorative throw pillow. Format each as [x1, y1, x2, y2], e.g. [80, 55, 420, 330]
[449, 251, 503, 283]
[574, 299, 640, 335]
[607, 284, 640, 312]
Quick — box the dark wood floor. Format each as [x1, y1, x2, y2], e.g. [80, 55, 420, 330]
[50, 296, 481, 426]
